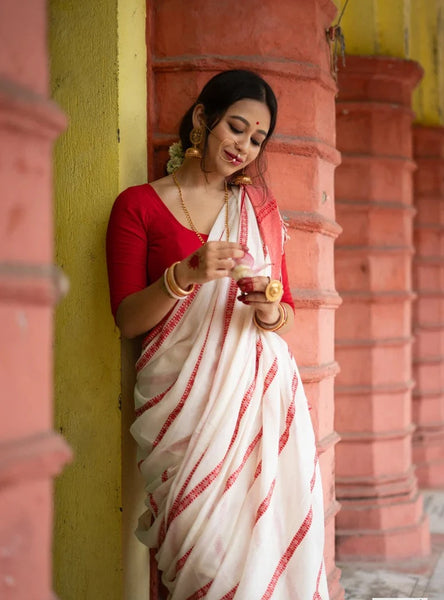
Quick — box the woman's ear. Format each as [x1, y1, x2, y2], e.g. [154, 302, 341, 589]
[192, 103, 206, 129]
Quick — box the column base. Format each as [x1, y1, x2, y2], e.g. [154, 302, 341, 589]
[336, 492, 431, 560]
[414, 426, 444, 487]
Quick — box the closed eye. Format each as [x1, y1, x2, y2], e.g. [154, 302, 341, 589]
[229, 124, 243, 135]
[229, 122, 263, 147]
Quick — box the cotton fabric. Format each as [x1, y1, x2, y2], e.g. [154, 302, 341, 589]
[129, 187, 329, 599]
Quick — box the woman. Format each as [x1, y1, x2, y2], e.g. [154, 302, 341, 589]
[107, 70, 329, 599]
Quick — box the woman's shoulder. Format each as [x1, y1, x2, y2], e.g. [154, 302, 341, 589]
[118, 174, 177, 211]
[245, 184, 279, 211]
[112, 180, 168, 218]
[108, 184, 162, 237]
[115, 181, 158, 205]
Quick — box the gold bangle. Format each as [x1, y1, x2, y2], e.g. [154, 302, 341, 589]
[254, 303, 288, 332]
[165, 261, 195, 298]
[265, 279, 284, 303]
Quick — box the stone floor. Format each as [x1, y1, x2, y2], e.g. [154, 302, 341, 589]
[339, 490, 444, 600]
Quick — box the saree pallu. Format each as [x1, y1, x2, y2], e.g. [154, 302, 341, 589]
[131, 189, 329, 600]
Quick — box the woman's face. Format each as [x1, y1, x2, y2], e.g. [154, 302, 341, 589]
[203, 98, 271, 177]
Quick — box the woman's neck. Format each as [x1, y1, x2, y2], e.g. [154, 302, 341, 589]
[174, 159, 226, 192]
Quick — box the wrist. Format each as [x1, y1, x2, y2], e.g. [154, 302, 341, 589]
[255, 305, 280, 325]
[254, 303, 288, 332]
[163, 262, 195, 300]
[175, 260, 194, 290]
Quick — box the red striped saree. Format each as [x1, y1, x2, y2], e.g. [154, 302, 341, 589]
[131, 188, 329, 599]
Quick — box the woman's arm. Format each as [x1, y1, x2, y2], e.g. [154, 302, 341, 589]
[115, 242, 245, 339]
[115, 276, 178, 339]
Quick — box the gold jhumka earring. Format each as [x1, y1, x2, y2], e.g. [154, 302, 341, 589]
[185, 127, 204, 159]
[233, 170, 252, 186]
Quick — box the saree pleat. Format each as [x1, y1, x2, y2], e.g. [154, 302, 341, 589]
[130, 189, 329, 599]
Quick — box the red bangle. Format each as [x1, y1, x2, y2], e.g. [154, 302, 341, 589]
[253, 303, 288, 332]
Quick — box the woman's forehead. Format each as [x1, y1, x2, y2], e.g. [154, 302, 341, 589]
[225, 99, 271, 130]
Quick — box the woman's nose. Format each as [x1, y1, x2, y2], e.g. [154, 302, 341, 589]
[235, 136, 248, 153]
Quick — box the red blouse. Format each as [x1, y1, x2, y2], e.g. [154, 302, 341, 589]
[106, 184, 294, 318]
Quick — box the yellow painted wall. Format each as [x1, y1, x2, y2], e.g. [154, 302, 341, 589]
[49, 0, 147, 598]
[333, 0, 444, 125]
[117, 0, 149, 597]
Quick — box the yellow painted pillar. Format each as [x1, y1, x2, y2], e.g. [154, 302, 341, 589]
[334, 0, 444, 125]
[49, 0, 147, 598]
[409, 0, 444, 125]
[117, 1, 149, 598]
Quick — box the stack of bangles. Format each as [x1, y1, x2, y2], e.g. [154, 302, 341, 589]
[253, 302, 288, 332]
[163, 261, 195, 300]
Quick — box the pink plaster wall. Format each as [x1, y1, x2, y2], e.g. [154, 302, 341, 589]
[413, 126, 444, 487]
[148, 1, 343, 598]
[0, 1, 71, 598]
[335, 56, 430, 560]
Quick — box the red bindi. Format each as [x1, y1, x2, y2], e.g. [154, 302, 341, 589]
[256, 121, 260, 125]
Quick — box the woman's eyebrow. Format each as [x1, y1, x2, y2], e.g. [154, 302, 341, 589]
[229, 115, 268, 137]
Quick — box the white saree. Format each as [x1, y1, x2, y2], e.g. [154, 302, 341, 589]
[131, 188, 329, 600]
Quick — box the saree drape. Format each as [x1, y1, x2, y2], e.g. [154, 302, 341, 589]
[130, 188, 329, 600]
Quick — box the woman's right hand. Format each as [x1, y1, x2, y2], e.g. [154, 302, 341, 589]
[175, 241, 246, 288]
[116, 242, 246, 338]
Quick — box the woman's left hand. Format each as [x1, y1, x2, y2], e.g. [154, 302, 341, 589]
[236, 276, 281, 325]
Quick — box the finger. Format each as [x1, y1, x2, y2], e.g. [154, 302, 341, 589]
[237, 278, 255, 293]
[216, 258, 235, 271]
[237, 275, 269, 286]
[212, 269, 233, 279]
[238, 292, 270, 304]
[211, 247, 245, 260]
[237, 277, 269, 293]
[206, 241, 246, 252]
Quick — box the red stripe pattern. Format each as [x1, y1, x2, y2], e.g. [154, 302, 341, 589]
[260, 506, 314, 600]
[152, 323, 212, 449]
[148, 492, 158, 518]
[167, 453, 205, 528]
[185, 581, 213, 600]
[218, 584, 239, 599]
[136, 290, 197, 373]
[223, 428, 262, 493]
[135, 383, 173, 417]
[175, 547, 193, 574]
[255, 479, 276, 524]
[254, 368, 297, 482]
[168, 340, 265, 525]
[312, 560, 324, 600]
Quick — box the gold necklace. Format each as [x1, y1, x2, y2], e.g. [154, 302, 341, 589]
[172, 171, 230, 245]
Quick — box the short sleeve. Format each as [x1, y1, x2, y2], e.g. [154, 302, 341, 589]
[106, 187, 150, 318]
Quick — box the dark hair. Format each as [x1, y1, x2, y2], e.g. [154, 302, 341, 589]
[179, 69, 277, 186]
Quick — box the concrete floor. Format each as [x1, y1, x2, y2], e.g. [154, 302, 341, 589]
[339, 490, 444, 600]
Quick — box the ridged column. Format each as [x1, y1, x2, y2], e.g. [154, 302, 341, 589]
[334, 56, 430, 559]
[149, 1, 343, 598]
[0, 0, 71, 598]
[413, 126, 444, 487]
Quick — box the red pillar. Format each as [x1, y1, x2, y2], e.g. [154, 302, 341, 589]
[149, 1, 343, 598]
[334, 56, 430, 560]
[413, 126, 444, 487]
[0, 1, 71, 599]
